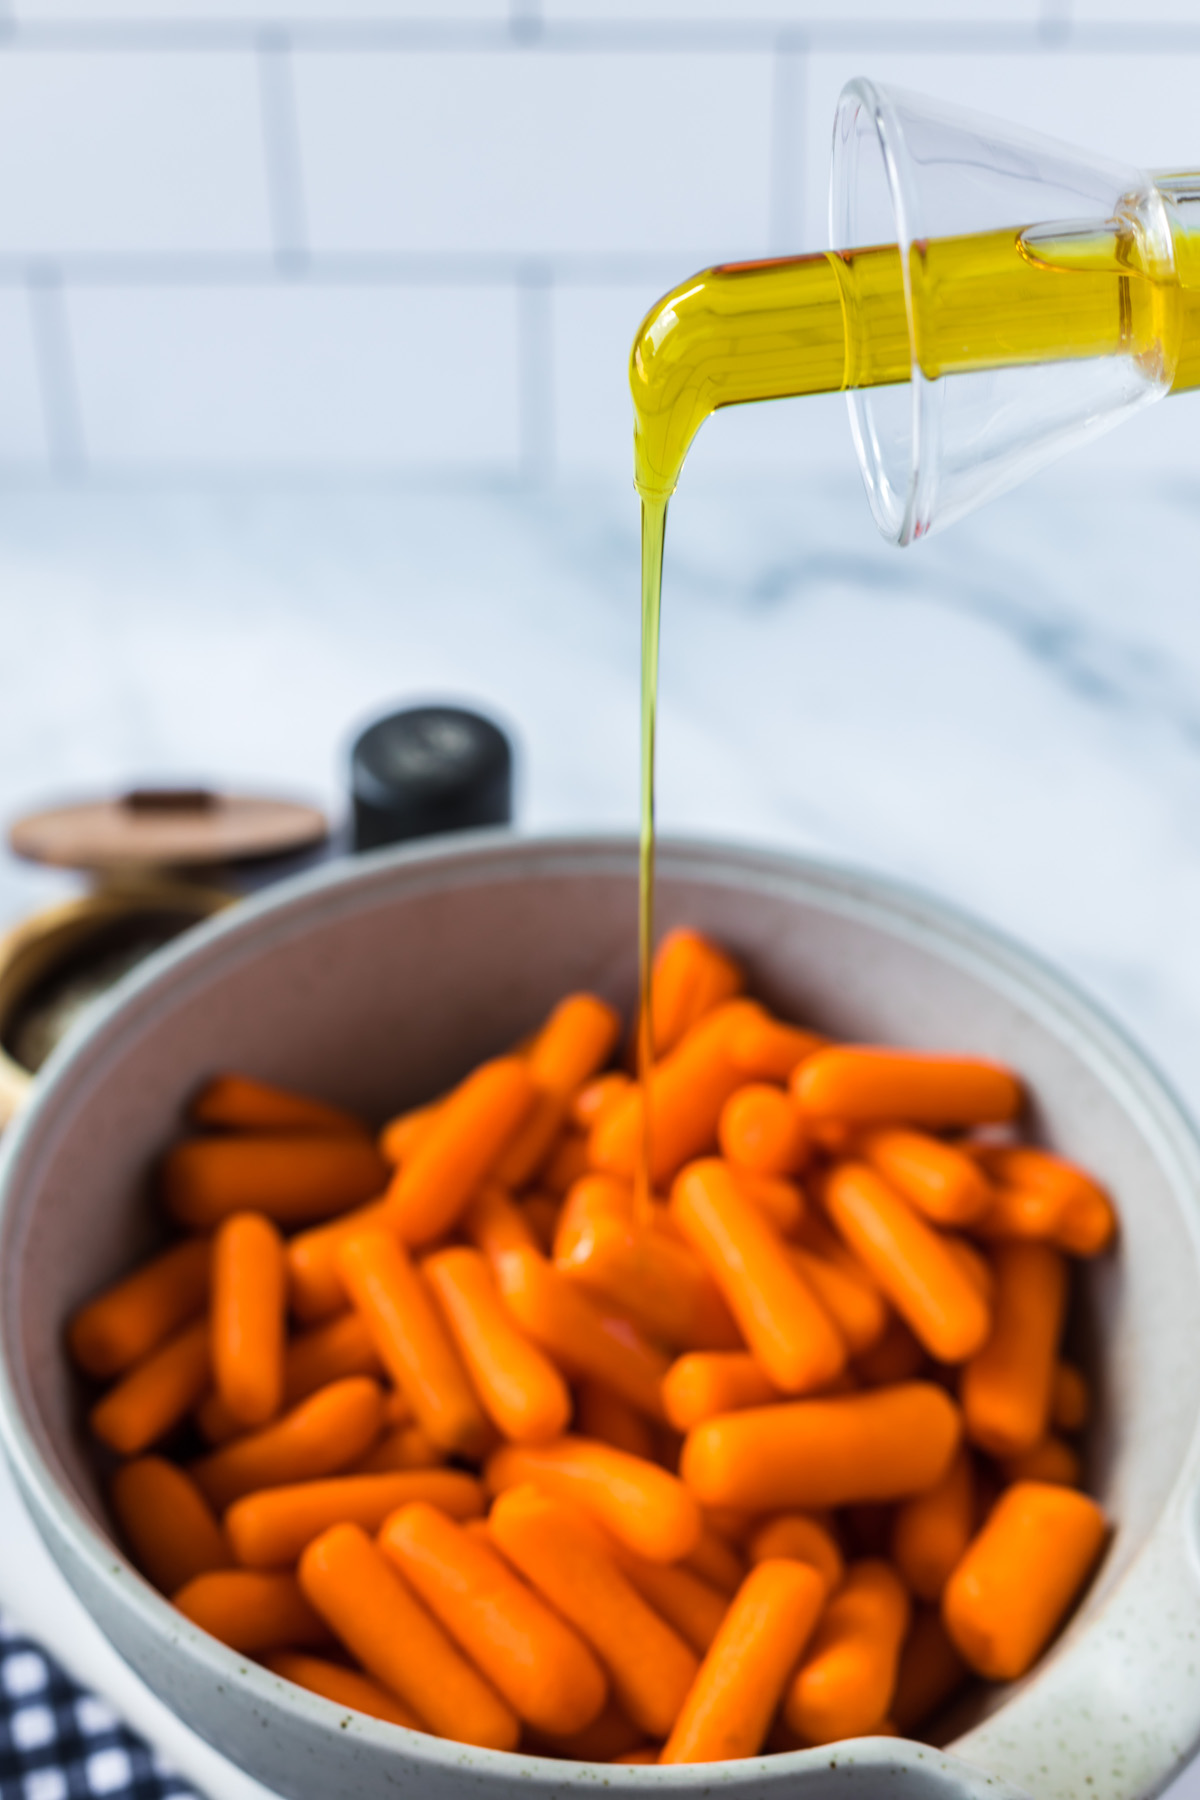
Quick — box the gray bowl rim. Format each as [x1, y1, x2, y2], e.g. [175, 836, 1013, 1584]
[1, 827, 1199, 1799]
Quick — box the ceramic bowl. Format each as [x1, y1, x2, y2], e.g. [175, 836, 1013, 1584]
[2, 835, 1200, 1800]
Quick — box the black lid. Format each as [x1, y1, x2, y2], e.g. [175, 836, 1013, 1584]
[350, 705, 513, 853]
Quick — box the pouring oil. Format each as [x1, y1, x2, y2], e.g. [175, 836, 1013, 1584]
[629, 213, 1200, 1187]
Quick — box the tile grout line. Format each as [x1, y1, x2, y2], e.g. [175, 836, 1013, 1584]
[257, 29, 309, 272]
[517, 261, 554, 486]
[26, 265, 85, 478]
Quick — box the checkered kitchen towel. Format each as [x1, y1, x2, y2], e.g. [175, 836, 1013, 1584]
[0, 1613, 199, 1800]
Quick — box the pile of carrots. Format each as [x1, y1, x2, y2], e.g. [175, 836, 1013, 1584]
[68, 928, 1114, 1765]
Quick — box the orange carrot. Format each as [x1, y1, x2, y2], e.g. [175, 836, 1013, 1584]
[554, 1175, 739, 1351]
[211, 1211, 285, 1428]
[610, 1552, 729, 1655]
[378, 1100, 443, 1168]
[575, 1382, 657, 1461]
[591, 1001, 766, 1185]
[461, 1185, 541, 1270]
[853, 1314, 926, 1385]
[174, 1569, 329, 1654]
[90, 1318, 210, 1456]
[726, 1166, 806, 1236]
[680, 1382, 961, 1512]
[784, 1560, 910, 1744]
[857, 1128, 992, 1225]
[298, 1523, 519, 1749]
[662, 1559, 827, 1763]
[793, 1049, 1021, 1128]
[189, 1376, 384, 1511]
[823, 1163, 991, 1363]
[493, 1249, 669, 1421]
[541, 1132, 590, 1196]
[571, 1073, 633, 1134]
[1000, 1436, 1082, 1487]
[788, 1245, 888, 1356]
[683, 1525, 747, 1596]
[337, 1231, 489, 1457]
[110, 1457, 230, 1593]
[263, 1651, 423, 1730]
[68, 1239, 211, 1382]
[384, 1058, 535, 1245]
[671, 1160, 845, 1393]
[519, 1194, 560, 1252]
[523, 1697, 644, 1763]
[662, 1354, 778, 1433]
[942, 1234, 994, 1305]
[650, 929, 745, 1057]
[718, 1084, 808, 1177]
[891, 1448, 974, 1603]
[729, 1013, 826, 1083]
[493, 994, 621, 1188]
[1052, 1361, 1090, 1432]
[976, 1145, 1116, 1256]
[380, 1500, 608, 1735]
[189, 1074, 365, 1137]
[891, 1608, 969, 1735]
[283, 1311, 383, 1408]
[961, 1242, 1066, 1456]
[747, 1513, 844, 1593]
[225, 1468, 483, 1567]
[286, 1199, 393, 1324]
[164, 1135, 389, 1230]
[489, 1485, 698, 1740]
[486, 1437, 701, 1563]
[350, 1423, 444, 1475]
[423, 1246, 571, 1444]
[942, 1481, 1107, 1679]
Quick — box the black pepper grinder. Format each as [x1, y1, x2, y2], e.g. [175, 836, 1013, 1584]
[349, 705, 514, 853]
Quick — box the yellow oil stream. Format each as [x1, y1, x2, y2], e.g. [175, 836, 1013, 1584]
[630, 210, 1200, 1194]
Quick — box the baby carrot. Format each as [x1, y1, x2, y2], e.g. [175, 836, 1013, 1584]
[793, 1049, 1021, 1128]
[493, 994, 621, 1188]
[1052, 1361, 1090, 1432]
[493, 1248, 669, 1421]
[671, 1160, 846, 1393]
[461, 1185, 541, 1271]
[976, 1146, 1116, 1256]
[727, 1166, 805, 1236]
[423, 1246, 571, 1445]
[683, 1524, 747, 1596]
[651, 929, 745, 1057]
[211, 1212, 285, 1428]
[283, 1312, 383, 1408]
[680, 1382, 961, 1512]
[489, 1485, 699, 1740]
[351, 1423, 444, 1475]
[384, 1057, 535, 1245]
[729, 1013, 826, 1084]
[853, 1314, 926, 1385]
[337, 1231, 489, 1457]
[164, 1135, 389, 1231]
[68, 1239, 211, 1382]
[662, 1352, 778, 1432]
[856, 1128, 992, 1226]
[571, 1072, 633, 1134]
[541, 1132, 590, 1196]
[380, 1501, 608, 1735]
[110, 1457, 230, 1593]
[225, 1468, 483, 1567]
[554, 1176, 739, 1351]
[576, 1381, 657, 1461]
[788, 1245, 888, 1356]
[591, 1001, 766, 1185]
[611, 1553, 729, 1655]
[614, 1747, 660, 1764]
[174, 1569, 329, 1654]
[961, 1242, 1066, 1456]
[823, 1163, 991, 1363]
[890, 1448, 975, 1603]
[890, 1608, 969, 1735]
[299, 1523, 519, 1750]
[486, 1437, 701, 1563]
[747, 1513, 844, 1593]
[718, 1084, 808, 1177]
[662, 1559, 827, 1763]
[285, 1199, 393, 1324]
[520, 1194, 560, 1251]
[784, 1559, 910, 1745]
[1000, 1436, 1082, 1487]
[378, 1100, 443, 1168]
[190, 1376, 385, 1511]
[263, 1651, 423, 1730]
[942, 1481, 1107, 1679]
[523, 1696, 644, 1763]
[90, 1318, 210, 1456]
[189, 1074, 366, 1137]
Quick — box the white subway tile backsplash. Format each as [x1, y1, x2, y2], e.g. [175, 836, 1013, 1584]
[0, 288, 49, 468]
[69, 283, 521, 469]
[295, 49, 775, 260]
[0, 51, 271, 254]
[545, 0, 1039, 18]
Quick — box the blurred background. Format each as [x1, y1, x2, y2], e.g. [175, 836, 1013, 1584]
[3, 0, 1200, 1071]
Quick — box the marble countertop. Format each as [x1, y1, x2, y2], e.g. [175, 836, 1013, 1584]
[3, 410, 1200, 1796]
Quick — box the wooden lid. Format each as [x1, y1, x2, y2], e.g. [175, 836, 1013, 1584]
[9, 788, 328, 873]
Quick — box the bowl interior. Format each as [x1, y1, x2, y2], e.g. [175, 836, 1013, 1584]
[2, 836, 1200, 1799]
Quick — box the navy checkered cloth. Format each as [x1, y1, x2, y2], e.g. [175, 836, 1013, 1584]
[0, 1613, 199, 1800]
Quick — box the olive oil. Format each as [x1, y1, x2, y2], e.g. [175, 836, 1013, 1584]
[629, 213, 1200, 1170]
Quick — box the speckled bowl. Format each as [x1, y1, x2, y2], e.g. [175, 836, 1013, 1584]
[1, 835, 1199, 1800]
